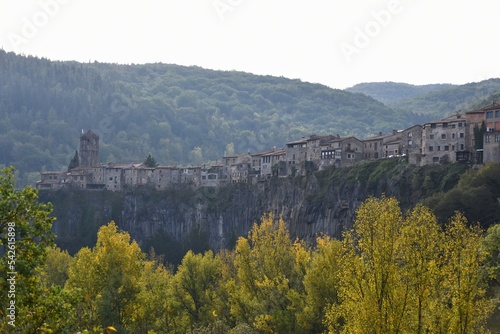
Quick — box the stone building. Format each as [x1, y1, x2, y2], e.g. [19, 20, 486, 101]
[482, 103, 500, 163]
[400, 125, 423, 165]
[362, 132, 388, 160]
[421, 114, 468, 165]
[320, 135, 364, 168]
[260, 149, 286, 177]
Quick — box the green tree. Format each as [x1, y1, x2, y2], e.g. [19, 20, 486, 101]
[0, 167, 56, 333]
[37, 246, 73, 288]
[143, 152, 158, 167]
[170, 250, 224, 332]
[68, 150, 79, 171]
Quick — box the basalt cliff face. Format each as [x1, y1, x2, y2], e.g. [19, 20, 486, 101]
[38, 159, 458, 263]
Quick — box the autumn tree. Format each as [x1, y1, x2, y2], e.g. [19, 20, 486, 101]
[127, 259, 175, 333]
[299, 236, 342, 333]
[438, 213, 492, 333]
[398, 205, 441, 333]
[66, 221, 144, 332]
[327, 196, 494, 334]
[330, 196, 408, 333]
[229, 213, 309, 333]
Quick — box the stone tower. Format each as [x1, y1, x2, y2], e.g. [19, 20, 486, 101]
[79, 130, 99, 168]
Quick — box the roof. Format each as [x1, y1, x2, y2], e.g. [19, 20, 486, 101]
[330, 135, 361, 143]
[482, 102, 500, 111]
[261, 149, 286, 157]
[424, 113, 465, 125]
[286, 138, 308, 145]
[363, 133, 390, 141]
[81, 129, 99, 140]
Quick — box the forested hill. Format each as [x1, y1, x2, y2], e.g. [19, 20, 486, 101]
[0, 50, 410, 185]
[347, 79, 500, 118]
[346, 81, 454, 105]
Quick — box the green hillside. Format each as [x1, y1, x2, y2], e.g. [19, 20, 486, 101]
[0, 50, 409, 185]
[346, 81, 454, 105]
[348, 79, 500, 119]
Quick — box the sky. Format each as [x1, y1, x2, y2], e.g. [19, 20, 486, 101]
[1, 0, 499, 89]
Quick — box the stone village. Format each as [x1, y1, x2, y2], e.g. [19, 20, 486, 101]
[37, 102, 500, 191]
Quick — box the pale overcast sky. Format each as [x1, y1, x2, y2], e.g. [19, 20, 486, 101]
[1, 0, 499, 89]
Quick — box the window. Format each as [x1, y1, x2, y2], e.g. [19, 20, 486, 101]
[496, 134, 500, 142]
[496, 111, 500, 118]
[486, 111, 493, 119]
[437, 146, 441, 151]
[458, 122, 463, 127]
[460, 144, 464, 150]
[430, 134, 434, 139]
[459, 133, 464, 138]
[485, 135, 491, 143]
[428, 146, 434, 152]
[431, 123, 436, 128]
[452, 133, 455, 139]
[441, 134, 446, 139]
[442, 123, 448, 128]
[433, 157, 439, 163]
[444, 145, 449, 151]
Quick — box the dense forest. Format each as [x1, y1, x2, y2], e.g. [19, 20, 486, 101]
[0, 50, 411, 186]
[1, 167, 500, 333]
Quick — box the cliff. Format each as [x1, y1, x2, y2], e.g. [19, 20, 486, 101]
[38, 158, 468, 264]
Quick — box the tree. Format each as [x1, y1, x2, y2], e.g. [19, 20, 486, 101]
[66, 221, 144, 332]
[330, 196, 408, 334]
[68, 150, 79, 171]
[0, 167, 56, 333]
[143, 152, 158, 167]
[128, 259, 175, 333]
[399, 205, 441, 333]
[229, 214, 308, 333]
[299, 236, 342, 333]
[37, 246, 73, 288]
[169, 250, 224, 332]
[327, 197, 494, 334]
[439, 213, 492, 333]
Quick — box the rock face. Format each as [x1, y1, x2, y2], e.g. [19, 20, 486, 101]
[38, 159, 426, 262]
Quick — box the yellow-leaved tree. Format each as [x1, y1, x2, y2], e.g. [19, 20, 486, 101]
[65, 221, 144, 332]
[330, 196, 408, 333]
[228, 213, 309, 333]
[327, 196, 493, 334]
